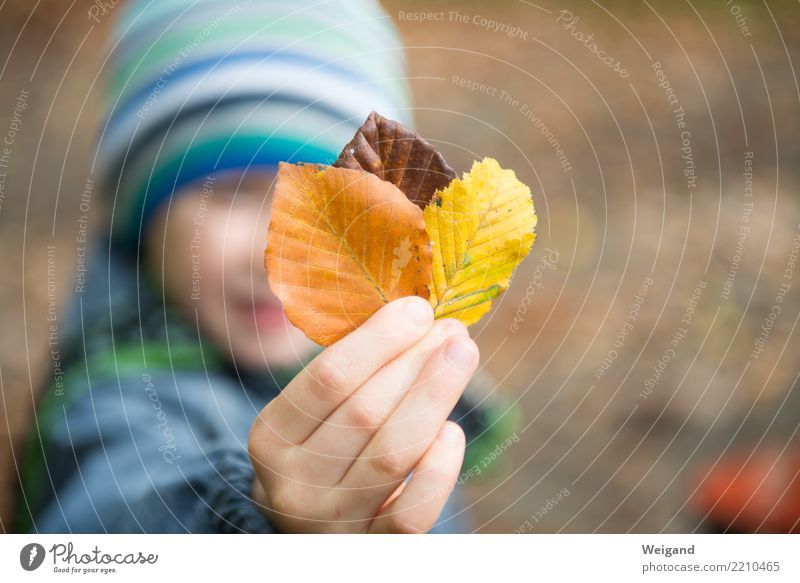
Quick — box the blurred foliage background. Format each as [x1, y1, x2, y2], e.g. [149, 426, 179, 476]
[1, 0, 799, 532]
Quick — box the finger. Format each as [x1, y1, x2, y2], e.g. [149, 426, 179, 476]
[368, 422, 465, 534]
[339, 334, 478, 519]
[300, 318, 468, 484]
[253, 296, 434, 445]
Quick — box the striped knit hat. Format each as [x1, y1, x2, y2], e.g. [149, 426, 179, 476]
[96, 0, 413, 254]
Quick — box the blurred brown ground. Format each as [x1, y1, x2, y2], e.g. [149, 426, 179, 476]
[1, 0, 799, 532]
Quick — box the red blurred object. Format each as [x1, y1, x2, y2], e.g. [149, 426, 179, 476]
[693, 446, 800, 533]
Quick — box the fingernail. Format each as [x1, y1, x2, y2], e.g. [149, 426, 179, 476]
[438, 422, 463, 444]
[403, 296, 433, 325]
[444, 336, 477, 370]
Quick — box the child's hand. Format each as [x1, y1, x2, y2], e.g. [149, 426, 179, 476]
[248, 296, 478, 533]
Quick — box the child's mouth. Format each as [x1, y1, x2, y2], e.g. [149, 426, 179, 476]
[239, 300, 287, 330]
[254, 303, 288, 329]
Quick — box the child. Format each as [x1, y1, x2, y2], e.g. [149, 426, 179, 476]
[16, 0, 516, 533]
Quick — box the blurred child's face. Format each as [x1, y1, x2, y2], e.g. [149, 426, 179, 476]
[146, 170, 318, 371]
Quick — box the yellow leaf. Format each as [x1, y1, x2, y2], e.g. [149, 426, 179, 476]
[424, 157, 537, 325]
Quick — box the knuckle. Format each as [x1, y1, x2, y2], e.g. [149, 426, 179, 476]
[247, 429, 263, 462]
[346, 397, 386, 430]
[308, 356, 348, 402]
[370, 446, 408, 480]
[249, 404, 287, 446]
[248, 438, 281, 484]
[267, 482, 298, 515]
[248, 418, 270, 459]
[249, 417, 295, 478]
[248, 418, 262, 448]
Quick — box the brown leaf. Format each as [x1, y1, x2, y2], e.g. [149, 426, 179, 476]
[333, 111, 457, 209]
[265, 163, 432, 346]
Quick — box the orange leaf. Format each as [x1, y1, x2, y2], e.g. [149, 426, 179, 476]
[265, 163, 432, 346]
